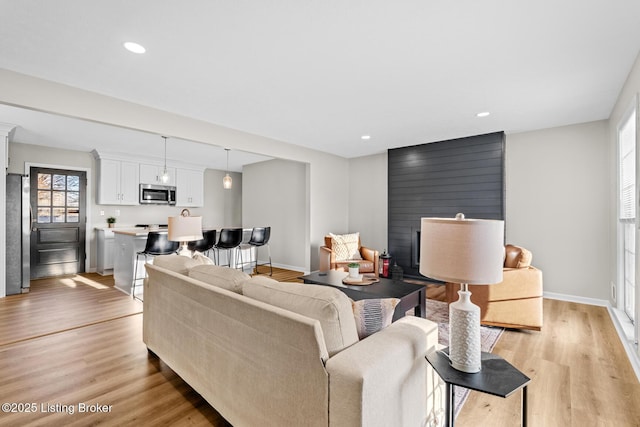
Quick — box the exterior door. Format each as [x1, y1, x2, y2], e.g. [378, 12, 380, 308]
[30, 167, 87, 279]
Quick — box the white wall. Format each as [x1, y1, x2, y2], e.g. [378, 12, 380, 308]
[242, 159, 309, 271]
[203, 169, 243, 229]
[348, 152, 388, 252]
[505, 121, 610, 300]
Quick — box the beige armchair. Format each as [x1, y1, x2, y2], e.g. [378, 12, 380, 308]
[446, 244, 543, 331]
[320, 233, 379, 277]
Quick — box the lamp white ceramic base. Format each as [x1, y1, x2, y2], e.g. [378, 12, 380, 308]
[177, 244, 192, 257]
[449, 287, 481, 373]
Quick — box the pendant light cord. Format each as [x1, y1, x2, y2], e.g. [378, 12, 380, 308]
[160, 136, 169, 183]
[163, 136, 168, 173]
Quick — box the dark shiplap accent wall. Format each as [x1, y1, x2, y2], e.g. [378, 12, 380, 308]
[388, 132, 505, 279]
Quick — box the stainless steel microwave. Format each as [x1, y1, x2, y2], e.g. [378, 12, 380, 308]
[139, 184, 176, 205]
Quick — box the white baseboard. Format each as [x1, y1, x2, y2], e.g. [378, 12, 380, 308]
[544, 291, 640, 382]
[608, 306, 640, 383]
[543, 291, 609, 307]
[271, 262, 308, 275]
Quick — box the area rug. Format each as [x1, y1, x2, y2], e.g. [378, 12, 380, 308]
[425, 299, 504, 419]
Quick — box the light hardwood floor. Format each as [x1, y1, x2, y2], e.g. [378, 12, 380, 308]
[0, 272, 638, 426]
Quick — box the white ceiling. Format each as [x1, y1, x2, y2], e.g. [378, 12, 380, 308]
[1, 0, 640, 160]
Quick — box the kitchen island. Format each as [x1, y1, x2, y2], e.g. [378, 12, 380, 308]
[112, 228, 163, 295]
[111, 227, 253, 295]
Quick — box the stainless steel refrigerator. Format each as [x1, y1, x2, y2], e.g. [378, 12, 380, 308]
[5, 173, 30, 295]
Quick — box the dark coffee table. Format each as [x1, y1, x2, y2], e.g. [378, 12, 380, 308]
[299, 270, 426, 320]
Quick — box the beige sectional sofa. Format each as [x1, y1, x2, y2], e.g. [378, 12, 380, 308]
[143, 255, 442, 427]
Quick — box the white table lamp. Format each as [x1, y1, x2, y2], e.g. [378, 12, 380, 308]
[420, 213, 504, 373]
[168, 209, 203, 257]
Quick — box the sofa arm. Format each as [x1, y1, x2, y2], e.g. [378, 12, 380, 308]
[326, 317, 443, 427]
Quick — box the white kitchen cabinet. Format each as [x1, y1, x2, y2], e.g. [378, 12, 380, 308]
[176, 168, 204, 207]
[139, 163, 176, 186]
[97, 158, 140, 205]
[96, 228, 115, 275]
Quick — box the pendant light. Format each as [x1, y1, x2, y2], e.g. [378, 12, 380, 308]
[161, 136, 170, 184]
[223, 148, 232, 189]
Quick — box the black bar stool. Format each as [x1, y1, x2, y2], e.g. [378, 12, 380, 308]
[214, 228, 244, 268]
[188, 229, 217, 258]
[247, 226, 272, 275]
[132, 231, 179, 300]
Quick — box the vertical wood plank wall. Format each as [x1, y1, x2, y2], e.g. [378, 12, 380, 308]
[387, 132, 505, 278]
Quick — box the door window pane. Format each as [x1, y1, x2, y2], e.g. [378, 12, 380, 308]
[53, 174, 66, 190]
[52, 191, 66, 206]
[38, 173, 51, 190]
[37, 207, 51, 223]
[53, 208, 66, 223]
[67, 175, 80, 191]
[67, 192, 79, 207]
[67, 208, 79, 223]
[38, 191, 51, 206]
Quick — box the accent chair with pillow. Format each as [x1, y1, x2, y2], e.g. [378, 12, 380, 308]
[445, 244, 543, 331]
[319, 232, 379, 276]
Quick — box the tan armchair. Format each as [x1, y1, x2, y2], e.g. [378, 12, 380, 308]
[320, 234, 379, 277]
[446, 244, 543, 331]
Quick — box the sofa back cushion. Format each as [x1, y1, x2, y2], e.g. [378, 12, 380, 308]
[188, 264, 251, 294]
[504, 244, 532, 269]
[153, 254, 213, 275]
[243, 276, 359, 356]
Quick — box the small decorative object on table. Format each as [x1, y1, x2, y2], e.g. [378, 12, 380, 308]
[379, 250, 392, 278]
[342, 273, 380, 285]
[347, 262, 360, 278]
[391, 263, 403, 281]
[107, 216, 116, 228]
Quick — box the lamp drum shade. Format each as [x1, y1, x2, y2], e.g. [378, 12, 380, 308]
[168, 215, 203, 242]
[419, 216, 504, 285]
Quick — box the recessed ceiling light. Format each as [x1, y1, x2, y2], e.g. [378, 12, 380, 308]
[476, 111, 490, 118]
[123, 42, 146, 54]
[361, 135, 371, 140]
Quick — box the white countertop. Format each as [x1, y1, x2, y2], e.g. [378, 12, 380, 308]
[94, 226, 165, 236]
[112, 228, 168, 237]
[95, 226, 240, 237]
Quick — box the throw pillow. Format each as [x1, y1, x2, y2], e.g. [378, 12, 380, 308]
[504, 244, 532, 269]
[152, 254, 211, 275]
[351, 298, 400, 339]
[243, 277, 359, 357]
[188, 264, 251, 294]
[329, 232, 363, 261]
[192, 251, 215, 265]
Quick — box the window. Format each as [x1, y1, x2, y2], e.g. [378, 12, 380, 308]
[36, 172, 81, 224]
[619, 102, 637, 323]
